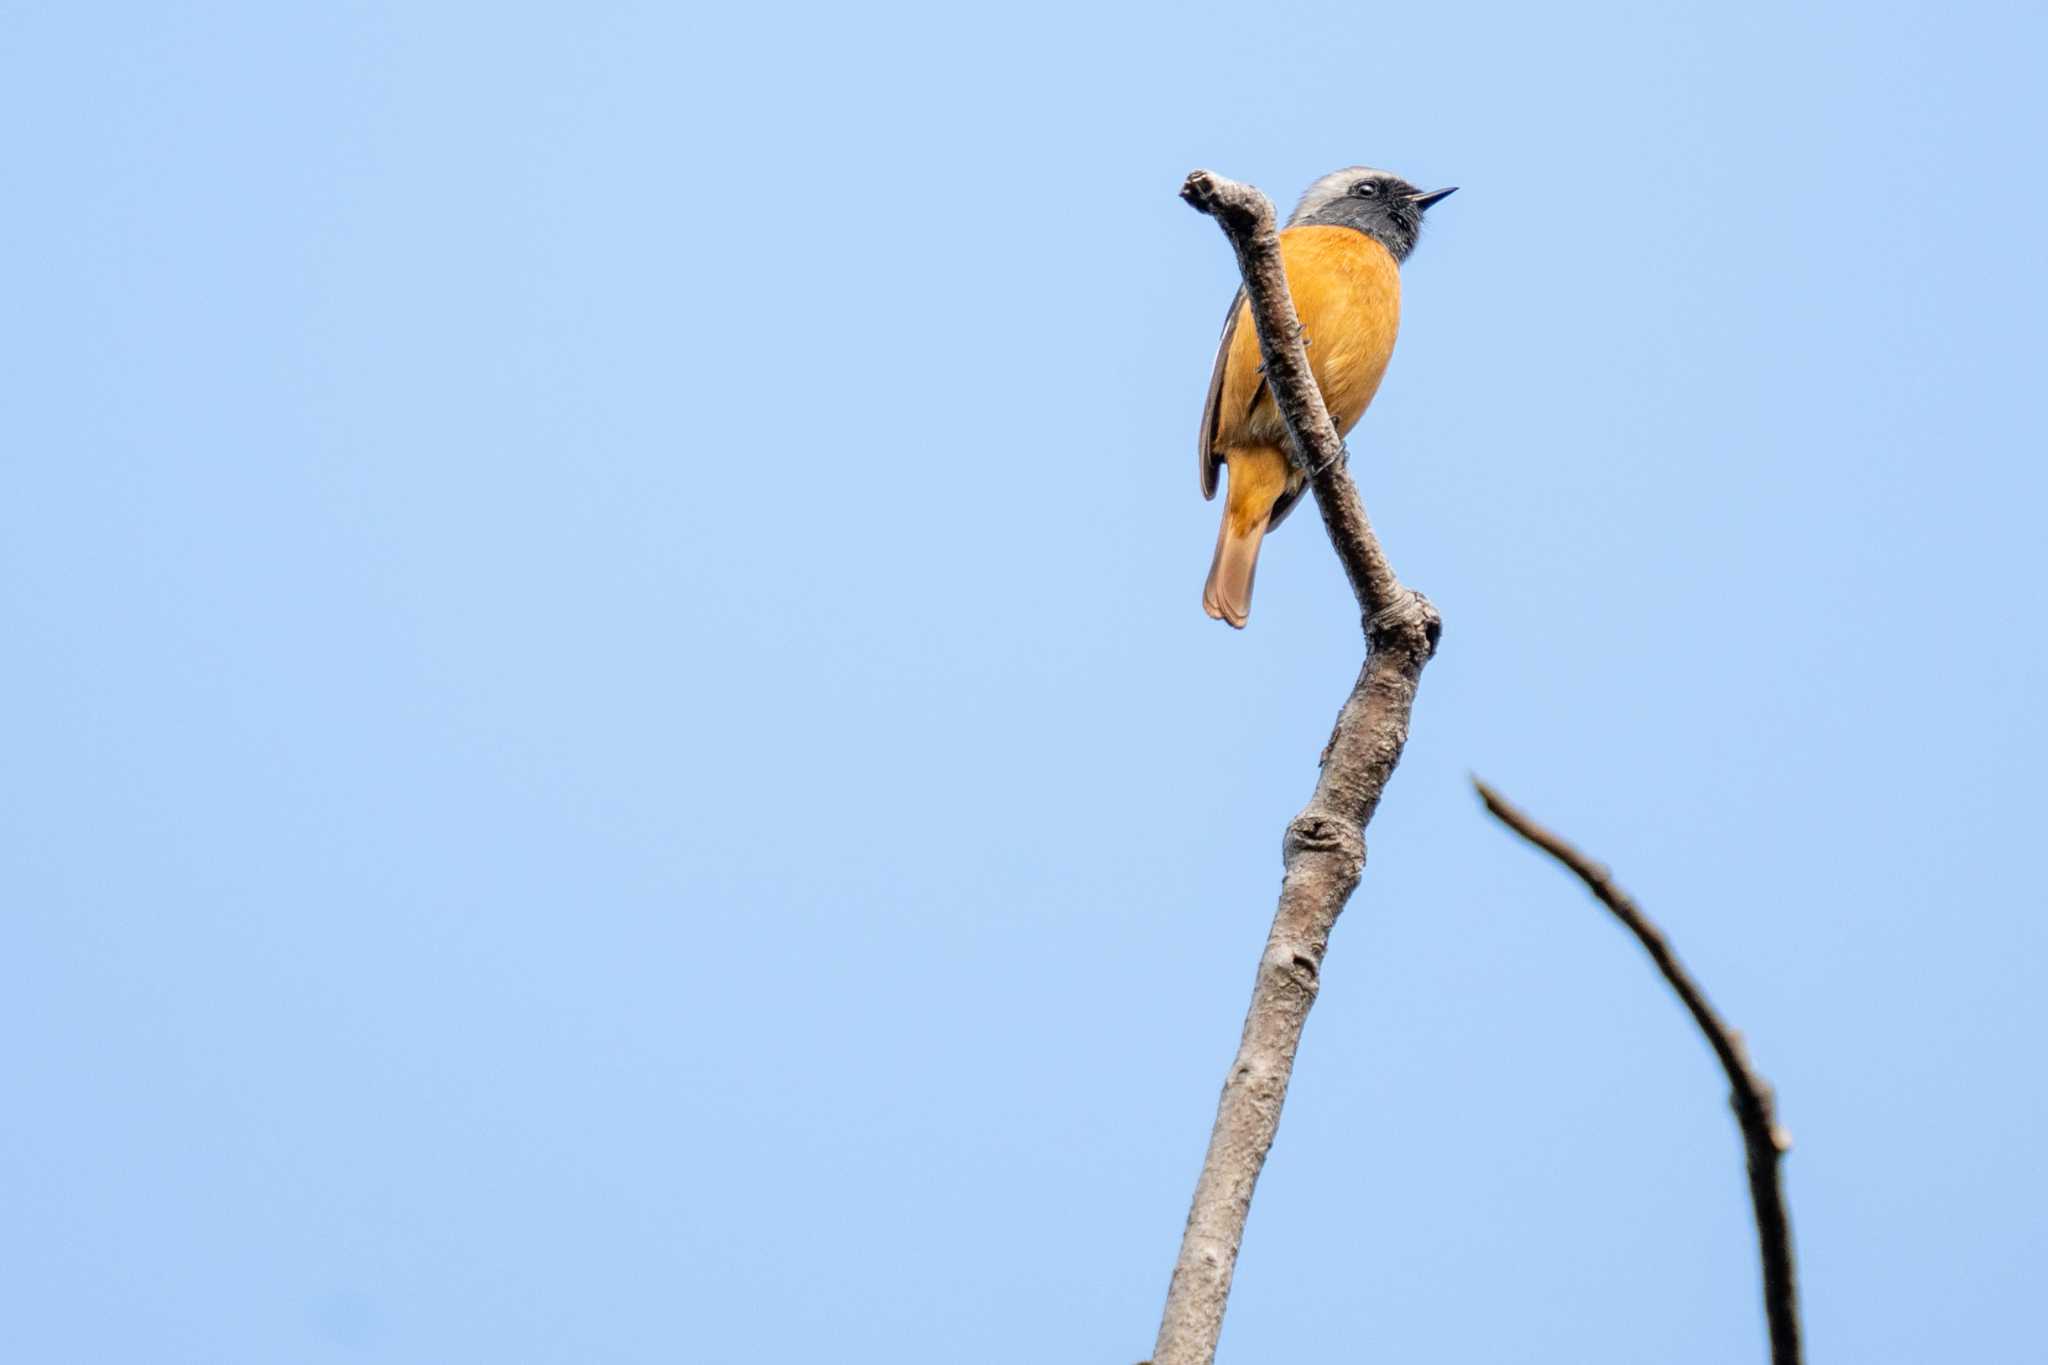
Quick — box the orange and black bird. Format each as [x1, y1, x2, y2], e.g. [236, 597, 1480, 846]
[1199, 167, 1455, 626]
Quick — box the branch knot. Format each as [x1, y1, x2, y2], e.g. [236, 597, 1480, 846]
[1367, 588, 1442, 659]
[1283, 812, 1365, 865]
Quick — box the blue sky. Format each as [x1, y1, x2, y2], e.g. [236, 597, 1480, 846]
[4, 1, 2043, 1360]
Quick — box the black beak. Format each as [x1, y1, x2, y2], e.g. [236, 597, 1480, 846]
[1409, 186, 1458, 211]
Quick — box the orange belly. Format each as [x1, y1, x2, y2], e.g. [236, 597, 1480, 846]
[1213, 224, 1402, 451]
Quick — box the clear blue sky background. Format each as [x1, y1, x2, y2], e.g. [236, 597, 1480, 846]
[4, 2, 2043, 1360]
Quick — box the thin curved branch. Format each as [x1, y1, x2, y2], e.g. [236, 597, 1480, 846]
[1473, 779, 1801, 1365]
[1150, 170, 1440, 1365]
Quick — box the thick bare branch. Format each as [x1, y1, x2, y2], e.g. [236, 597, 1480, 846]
[1151, 170, 1440, 1365]
[1473, 779, 1801, 1365]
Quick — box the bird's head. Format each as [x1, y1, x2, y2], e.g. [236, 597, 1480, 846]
[1287, 167, 1457, 263]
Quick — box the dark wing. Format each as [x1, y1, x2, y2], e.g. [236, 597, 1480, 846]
[1197, 290, 1244, 500]
[1266, 480, 1307, 530]
[1199, 289, 1303, 528]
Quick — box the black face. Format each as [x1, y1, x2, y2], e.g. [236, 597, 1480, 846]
[1296, 173, 1454, 263]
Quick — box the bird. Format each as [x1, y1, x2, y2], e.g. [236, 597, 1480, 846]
[1198, 167, 1455, 627]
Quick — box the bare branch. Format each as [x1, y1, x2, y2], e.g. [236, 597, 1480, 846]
[1472, 779, 1802, 1365]
[1151, 170, 1441, 1365]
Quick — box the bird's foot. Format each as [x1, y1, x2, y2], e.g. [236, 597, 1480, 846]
[1307, 441, 1351, 478]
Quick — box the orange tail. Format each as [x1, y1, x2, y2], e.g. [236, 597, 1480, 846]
[1203, 515, 1269, 628]
[1202, 445, 1291, 629]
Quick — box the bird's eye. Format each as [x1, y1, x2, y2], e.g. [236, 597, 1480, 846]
[1353, 180, 1379, 197]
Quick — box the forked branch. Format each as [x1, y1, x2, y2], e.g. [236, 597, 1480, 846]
[1149, 170, 1440, 1365]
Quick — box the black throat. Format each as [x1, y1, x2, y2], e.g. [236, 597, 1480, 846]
[1292, 197, 1422, 263]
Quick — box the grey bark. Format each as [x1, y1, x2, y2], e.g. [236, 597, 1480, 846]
[1473, 779, 1802, 1365]
[1150, 171, 1441, 1365]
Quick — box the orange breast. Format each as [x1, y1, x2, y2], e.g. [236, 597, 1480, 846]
[1214, 225, 1402, 450]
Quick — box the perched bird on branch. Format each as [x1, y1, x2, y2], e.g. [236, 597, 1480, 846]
[1198, 167, 1454, 627]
